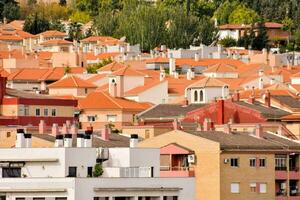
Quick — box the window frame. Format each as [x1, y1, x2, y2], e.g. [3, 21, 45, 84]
[249, 158, 256, 167]
[44, 108, 48, 116]
[35, 108, 40, 116]
[230, 182, 240, 193]
[230, 158, 239, 167]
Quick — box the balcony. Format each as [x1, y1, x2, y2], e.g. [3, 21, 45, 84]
[103, 167, 153, 178]
[275, 167, 300, 180]
[276, 180, 300, 200]
[160, 166, 195, 177]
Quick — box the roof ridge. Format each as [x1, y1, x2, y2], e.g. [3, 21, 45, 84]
[71, 75, 79, 87]
[102, 92, 122, 109]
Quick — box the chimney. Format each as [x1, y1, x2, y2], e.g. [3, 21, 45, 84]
[70, 124, 78, 135]
[172, 119, 181, 130]
[248, 88, 255, 104]
[84, 133, 92, 148]
[160, 69, 166, 81]
[234, 90, 240, 102]
[169, 55, 175, 75]
[76, 133, 84, 147]
[187, 69, 192, 80]
[255, 124, 263, 138]
[217, 99, 225, 124]
[223, 124, 231, 134]
[16, 129, 25, 148]
[54, 134, 64, 147]
[258, 77, 264, 89]
[264, 90, 271, 107]
[61, 123, 68, 134]
[194, 52, 200, 61]
[39, 120, 46, 134]
[130, 134, 139, 148]
[203, 118, 211, 131]
[183, 97, 189, 106]
[64, 134, 73, 148]
[270, 78, 275, 85]
[0, 76, 7, 104]
[173, 71, 179, 79]
[52, 123, 59, 135]
[102, 126, 110, 141]
[109, 82, 117, 97]
[24, 133, 32, 148]
[287, 61, 292, 70]
[258, 69, 264, 77]
[217, 44, 222, 54]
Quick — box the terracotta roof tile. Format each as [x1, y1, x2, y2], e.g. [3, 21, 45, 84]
[40, 39, 72, 46]
[188, 77, 227, 88]
[203, 63, 237, 73]
[48, 75, 97, 88]
[125, 80, 166, 96]
[111, 66, 145, 76]
[38, 30, 67, 37]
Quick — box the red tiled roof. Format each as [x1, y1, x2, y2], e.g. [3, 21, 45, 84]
[97, 62, 127, 73]
[111, 66, 145, 76]
[0, 35, 22, 41]
[203, 63, 237, 73]
[78, 91, 151, 110]
[38, 30, 67, 37]
[81, 36, 119, 43]
[48, 75, 97, 88]
[125, 80, 166, 96]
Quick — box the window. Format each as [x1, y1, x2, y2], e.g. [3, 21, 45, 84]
[94, 198, 109, 200]
[35, 108, 40, 116]
[231, 183, 240, 193]
[87, 166, 93, 177]
[250, 183, 257, 192]
[88, 116, 96, 122]
[24, 106, 29, 116]
[249, 158, 256, 167]
[2, 168, 21, 178]
[275, 155, 287, 170]
[68, 167, 77, 177]
[259, 158, 266, 167]
[194, 90, 198, 102]
[107, 115, 117, 122]
[55, 198, 67, 200]
[33, 198, 45, 200]
[259, 183, 267, 193]
[16, 198, 25, 200]
[200, 90, 204, 102]
[230, 158, 239, 167]
[44, 109, 48, 116]
[6, 132, 11, 138]
[51, 109, 56, 116]
[85, 88, 88, 94]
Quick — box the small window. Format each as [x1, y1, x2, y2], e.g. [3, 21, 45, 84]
[250, 183, 257, 192]
[2, 168, 21, 178]
[44, 109, 48, 116]
[230, 158, 239, 167]
[249, 158, 256, 167]
[52, 109, 56, 116]
[68, 167, 77, 177]
[35, 108, 40, 116]
[231, 183, 240, 193]
[6, 132, 11, 138]
[16, 198, 25, 200]
[259, 158, 266, 167]
[87, 166, 93, 177]
[24, 106, 29, 116]
[88, 116, 96, 122]
[33, 198, 45, 200]
[107, 115, 117, 122]
[85, 88, 88, 94]
[259, 183, 267, 193]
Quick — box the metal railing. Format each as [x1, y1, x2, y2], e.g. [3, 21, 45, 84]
[160, 166, 194, 171]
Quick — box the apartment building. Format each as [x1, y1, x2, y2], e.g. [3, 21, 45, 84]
[139, 125, 300, 200]
[0, 129, 194, 200]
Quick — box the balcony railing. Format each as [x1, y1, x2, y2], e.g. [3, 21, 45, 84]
[276, 166, 287, 171]
[103, 167, 153, 178]
[160, 166, 192, 171]
[160, 166, 195, 177]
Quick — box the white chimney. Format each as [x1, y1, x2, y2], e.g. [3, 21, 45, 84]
[217, 44, 222, 54]
[187, 69, 193, 80]
[174, 71, 179, 79]
[64, 134, 73, 148]
[54, 135, 64, 147]
[130, 134, 139, 148]
[169, 55, 175, 75]
[258, 69, 264, 76]
[270, 78, 275, 85]
[24, 133, 32, 148]
[259, 77, 264, 89]
[84, 134, 92, 148]
[194, 52, 200, 61]
[76, 133, 85, 148]
[160, 70, 166, 81]
[16, 129, 25, 148]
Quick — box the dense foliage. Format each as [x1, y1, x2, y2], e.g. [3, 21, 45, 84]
[3, 0, 298, 51]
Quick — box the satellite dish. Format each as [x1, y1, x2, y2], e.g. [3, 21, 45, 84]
[120, 36, 126, 42]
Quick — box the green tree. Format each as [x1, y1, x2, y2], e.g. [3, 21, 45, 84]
[23, 13, 50, 34]
[213, 0, 239, 25]
[68, 22, 83, 41]
[50, 20, 65, 32]
[229, 4, 259, 24]
[59, 0, 67, 6]
[219, 36, 237, 47]
[194, 17, 218, 46]
[93, 10, 119, 36]
[92, 163, 103, 177]
[2, 2, 20, 22]
[70, 11, 91, 24]
[252, 22, 269, 50]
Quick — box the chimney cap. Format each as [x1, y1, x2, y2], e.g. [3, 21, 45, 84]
[77, 133, 84, 138]
[17, 129, 24, 133]
[56, 135, 63, 139]
[85, 130, 93, 135]
[84, 134, 91, 139]
[131, 134, 138, 139]
[24, 133, 32, 138]
[64, 134, 72, 138]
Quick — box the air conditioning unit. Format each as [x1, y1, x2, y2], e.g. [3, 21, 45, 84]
[188, 154, 196, 164]
[224, 159, 230, 164]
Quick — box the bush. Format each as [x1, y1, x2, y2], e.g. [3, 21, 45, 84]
[93, 163, 103, 177]
[219, 36, 237, 47]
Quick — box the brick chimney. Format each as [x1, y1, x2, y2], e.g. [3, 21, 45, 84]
[224, 123, 231, 134]
[248, 88, 255, 104]
[216, 99, 225, 124]
[264, 90, 271, 107]
[203, 118, 212, 131]
[0, 76, 6, 104]
[102, 125, 110, 141]
[255, 124, 263, 138]
[234, 90, 240, 102]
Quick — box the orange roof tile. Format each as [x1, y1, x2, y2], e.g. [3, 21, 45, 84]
[203, 63, 237, 73]
[125, 80, 166, 96]
[40, 39, 72, 46]
[81, 36, 119, 43]
[78, 91, 151, 110]
[38, 30, 67, 37]
[97, 62, 127, 73]
[188, 77, 227, 88]
[8, 68, 49, 81]
[85, 52, 120, 60]
[37, 51, 53, 60]
[48, 75, 96, 88]
[111, 66, 145, 76]
[145, 57, 169, 64]
[7, 20, 25, 30]
[0, 35, 22, 41]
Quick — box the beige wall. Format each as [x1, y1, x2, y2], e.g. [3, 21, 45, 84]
[220, 153, 275, 200]
[1, 105, 18, 116]
[139, 130, 221, 200]
[49, 87, 95, 97]
[286, 123, 300, 139]
[122, 126, 172, 139]
[28, 105, 74, 117]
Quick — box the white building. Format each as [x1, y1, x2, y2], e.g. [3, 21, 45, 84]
[0, 130, 195, 200]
